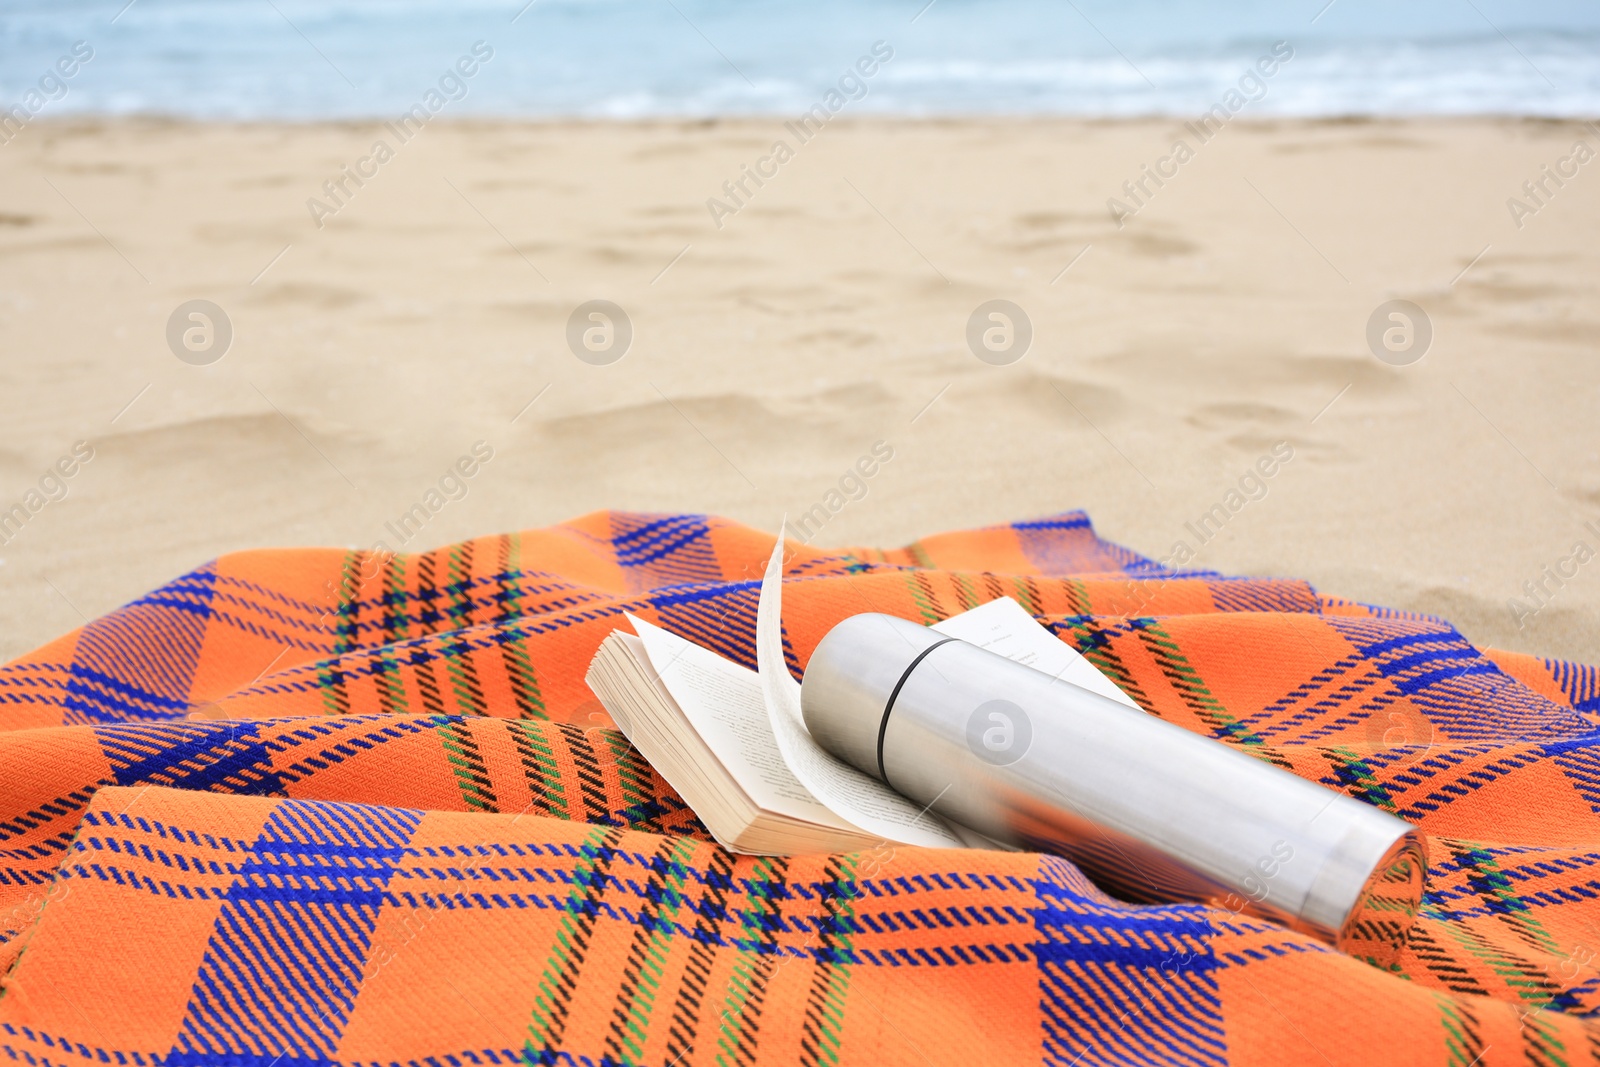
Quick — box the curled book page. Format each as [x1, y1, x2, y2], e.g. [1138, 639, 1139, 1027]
[756, 526, 966, 848]
[627, 612, 858, 830]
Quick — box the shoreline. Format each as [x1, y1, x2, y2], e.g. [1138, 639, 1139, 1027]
[12, 113, 1598, 127]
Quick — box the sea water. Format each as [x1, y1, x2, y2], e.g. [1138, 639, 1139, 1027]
[1, 0, 1597, 119]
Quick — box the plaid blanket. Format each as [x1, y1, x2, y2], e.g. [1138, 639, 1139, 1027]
[2, 510, 1598, 1066]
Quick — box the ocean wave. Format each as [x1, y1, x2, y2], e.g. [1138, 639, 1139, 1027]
[2, 0, 1597, 118]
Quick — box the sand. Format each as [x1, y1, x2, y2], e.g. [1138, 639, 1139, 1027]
[0, 117, 1596, 664]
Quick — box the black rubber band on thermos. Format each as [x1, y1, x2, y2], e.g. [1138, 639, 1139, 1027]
[875, 637, 959, 791]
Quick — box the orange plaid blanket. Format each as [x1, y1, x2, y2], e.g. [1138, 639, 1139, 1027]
[1, 510, 1598, 1066]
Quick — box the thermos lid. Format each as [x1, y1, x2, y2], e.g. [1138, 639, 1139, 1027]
[801, 613, 952, 781]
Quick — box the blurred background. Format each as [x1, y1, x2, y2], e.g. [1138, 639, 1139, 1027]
[0, 0, 1596, 660]
[4, 0, 1600, 117]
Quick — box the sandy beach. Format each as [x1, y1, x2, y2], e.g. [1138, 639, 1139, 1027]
[0, 116, 1595, 662]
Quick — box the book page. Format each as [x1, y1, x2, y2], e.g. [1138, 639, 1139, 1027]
[930, 595, 1140, 709]
[756, 530, 966, 849]
[626, 613, 856, 829]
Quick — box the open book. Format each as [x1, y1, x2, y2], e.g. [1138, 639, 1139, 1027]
[585, 532, 1138, 854]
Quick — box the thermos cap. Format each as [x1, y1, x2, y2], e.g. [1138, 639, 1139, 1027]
[802, 613, 952, 781]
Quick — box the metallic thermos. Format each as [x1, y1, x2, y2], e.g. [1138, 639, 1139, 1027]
[800, 613, 1428, 957]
